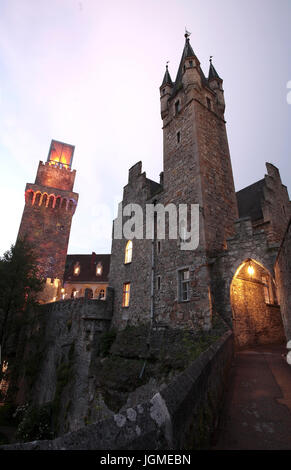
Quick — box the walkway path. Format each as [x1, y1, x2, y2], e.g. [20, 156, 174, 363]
[213, 344, 291, 450]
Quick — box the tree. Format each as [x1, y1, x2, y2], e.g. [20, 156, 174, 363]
[0, 238, 45, 356]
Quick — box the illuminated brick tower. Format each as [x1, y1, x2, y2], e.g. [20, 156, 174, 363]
[17, 140, 78, 302]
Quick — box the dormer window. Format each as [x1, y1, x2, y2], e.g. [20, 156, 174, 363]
[73, 262, 80, 276]
[96, 262, 102, 276]
[175, 100, 180, 115]
[189, 60, 193, 67]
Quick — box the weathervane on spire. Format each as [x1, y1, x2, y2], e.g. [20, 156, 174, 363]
[210, 55, 213, 64]
[185, 27, 191, 39]
[166, 60, 170, 69]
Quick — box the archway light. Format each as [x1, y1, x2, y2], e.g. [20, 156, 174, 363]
[247, 262, 254, 277]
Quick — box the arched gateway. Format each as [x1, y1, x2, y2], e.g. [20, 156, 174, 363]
[230, 258, 286, 349]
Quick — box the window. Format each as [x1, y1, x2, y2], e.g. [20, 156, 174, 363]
[175, 100, 180, 115]
[125, 240, 133, 264]
[122, 283, 130, 307]
[179, 269, 190, 302]
[98, 289, 105, 300]
[206, 97, 211, 110]
[189, 60, 193, 67]
[73, 262, 80, 276]
[71, 288, 77, 299]
[157, 241, 161, 254]
[177, 131, 181, 144]
[96, 262, 102, 276]
[157, 276, 161, 291]
[262, 276, 271, 304]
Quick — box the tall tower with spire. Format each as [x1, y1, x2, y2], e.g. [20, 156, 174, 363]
[17, 140, 79, 302]
[110, 33, 239, 330]
[159, 33, 238, 254]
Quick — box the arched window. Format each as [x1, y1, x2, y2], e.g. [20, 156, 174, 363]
[73, 262, 80, 276]
[124, 240, 133, 264]
[96, 263, 103, 276]
[35, 192, 41, 206]
[41, 194, 48, 207]
[55, 197, 61, 209]
[71, 288, 77, 299]
[98, 289, 105, 300]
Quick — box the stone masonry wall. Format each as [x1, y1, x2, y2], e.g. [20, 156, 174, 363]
[275, 218, 291, 341]
[212, 217, 280, 328]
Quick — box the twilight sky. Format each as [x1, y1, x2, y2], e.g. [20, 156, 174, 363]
[0, 0, 290, 256]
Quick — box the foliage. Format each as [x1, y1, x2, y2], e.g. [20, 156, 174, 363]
[15, 402, 54, 442]
[0, 238, 45, 347]
[0, 402, 18, 426]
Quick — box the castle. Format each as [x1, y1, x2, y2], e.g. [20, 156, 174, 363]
[17, 34, 291, 349]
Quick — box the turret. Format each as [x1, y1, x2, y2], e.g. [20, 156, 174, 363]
[207, 57, 225, 113]
[160, 64, 173, 119]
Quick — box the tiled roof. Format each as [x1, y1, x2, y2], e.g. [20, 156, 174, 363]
[64, 253, 110, 283]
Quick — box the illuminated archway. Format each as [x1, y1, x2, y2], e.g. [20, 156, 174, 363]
[230, 258, 285, 349]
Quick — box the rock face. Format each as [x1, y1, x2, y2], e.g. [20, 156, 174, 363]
[2, 290, 113, 439]
[1, 331, 234, 450]
[2, 290, 228, 444]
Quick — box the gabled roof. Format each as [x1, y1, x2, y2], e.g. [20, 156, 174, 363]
[64, 253, 111, 283]
[236, 179, 265, 221]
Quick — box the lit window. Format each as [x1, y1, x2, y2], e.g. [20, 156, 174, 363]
[73, 262, 80, 276]
[99, 289, 105, 299]
[122, 283, 130, 307]
[125, 240, 133, 264]
[179, 269, 190, 302]
[96, 262, 103, 276]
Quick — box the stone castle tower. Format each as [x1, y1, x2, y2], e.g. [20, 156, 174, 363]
[109, 34, 239, 330]
[17, 139, 78, 302]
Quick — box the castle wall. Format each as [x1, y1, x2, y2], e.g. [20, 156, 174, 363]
[262, 164, 291, 243]
[212, 218, 280, 327]
[275, 219, 291, 341]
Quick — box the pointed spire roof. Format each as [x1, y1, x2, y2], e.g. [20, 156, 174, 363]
[161, 64, 173, 88]
[208, 57, 221, 81]
[171, 33, 207, 97]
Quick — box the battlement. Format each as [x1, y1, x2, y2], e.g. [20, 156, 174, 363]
[35, 161, 76, 192]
